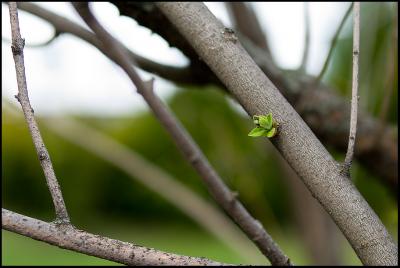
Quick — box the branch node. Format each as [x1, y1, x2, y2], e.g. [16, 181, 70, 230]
[228, 191, 239, 204]
[38, 150, 48, 161]
[340, 162, 351, 177]
[14, 94, 20, 102]
[11, 38, 25, 55]
[144, 77, 155, 92]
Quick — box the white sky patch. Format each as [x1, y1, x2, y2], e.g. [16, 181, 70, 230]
[2, 2, 350, 116]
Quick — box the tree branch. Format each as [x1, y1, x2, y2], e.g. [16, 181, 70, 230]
[2, 30, 60, 48]
[8, 2, 69, 222]
[156, 2, 397, 265]
[109, 1, 397, 190]
[225, 2, 271, 56]
[14, 2, 397, 192]
[13, 2, 205, 85]
[316, 3, 353, 83]
[299, 2, 310, 72]
[72, 2, 291, 265]
[42, 116, 263, 263]
[2, 209, 229, 266]
[343, 2, 360, 173]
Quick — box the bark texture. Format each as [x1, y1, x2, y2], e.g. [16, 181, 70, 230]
[111, 2, 397, 191]
[156, 2, 398, 265]
[2, 209, 228, 266]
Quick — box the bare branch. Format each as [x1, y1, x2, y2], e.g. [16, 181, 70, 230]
[43, 116, 264, 263]
[156, 2, 397, 265]
[299, 2, 310, 72]
[2, 31, 60, 48]
[16, 3, 398, 189]
[316, 3, 353, 83]
[13, 2, 201, 85]
[2, 209, 229, 266]
[343, 2, 360, 173]
[225, 2, 271, 55]
[72, 2, 291, 265]
[8, 2, 69, 222]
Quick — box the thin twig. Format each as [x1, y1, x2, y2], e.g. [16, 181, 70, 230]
[316, 3, 353, 83]
[2, 99, 263, 263]
[8, 2, 69, 222]
[72, 2, 291, 265]
[43, 116, 264, 263]
[343, 2, 360, 173]
[2, 209, 229, 266]
[299, 2, 310, 72]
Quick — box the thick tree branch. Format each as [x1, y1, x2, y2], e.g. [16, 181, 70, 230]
[110, 2, 397, 191]
[72, 2, 291, 265]
[2, 209, 228, 266]
[156, 2, 397, 265]
[316, 3, 353, 83]
[43, 116, 263, 263]
[12, 2, 398, 197]
[8, 2, 69, 222]
[343, 2, 360, 173]
[13, 2, 397, 192]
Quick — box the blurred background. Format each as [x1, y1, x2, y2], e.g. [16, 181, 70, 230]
[2, 2, 397, 265]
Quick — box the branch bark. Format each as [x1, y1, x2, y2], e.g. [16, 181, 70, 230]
[156, 2, 398, 265]
[72, 2, 291, 266]
[343, 2, 360, 173]
[8, 2, 69, 222]
[43, 116, 264, 263]
[15, 3, 398, 191]
[109, 2, 397, 191]
[2, 209, 229, 266]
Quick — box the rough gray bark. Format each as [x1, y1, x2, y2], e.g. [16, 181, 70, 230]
[17, 2, 398, 191]
[156, 2, 398, 265]
[8, 2, 69, 222]
[72, 3, 291, 265]
[343, 2, 360, 172]
[2, 209, 229, 266]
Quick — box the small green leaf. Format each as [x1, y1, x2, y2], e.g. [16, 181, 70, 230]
[248, 127, 268, 137]
[266, 127, 277, 138]
[258, 114, 273, 130]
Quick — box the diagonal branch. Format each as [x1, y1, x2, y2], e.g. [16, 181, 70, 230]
[316, 3, 353, 83]
[156, 2, 397, 265]
[2, 98, 264, 263]
[343, 2, 360, 173]
[2, 209, 229, 266]
[225, 2, 271, 55]
[299, 2, 310, 72]
[14, 2, 397, 191]
[8, 2, 69, 223]
[14, 2, 202, 85]
[43, 116, 264, 263]
[72, 2, 291, 265]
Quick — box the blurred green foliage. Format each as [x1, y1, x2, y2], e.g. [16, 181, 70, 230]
[326, 2, 398, 123]
[2, 2, 397, 265]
